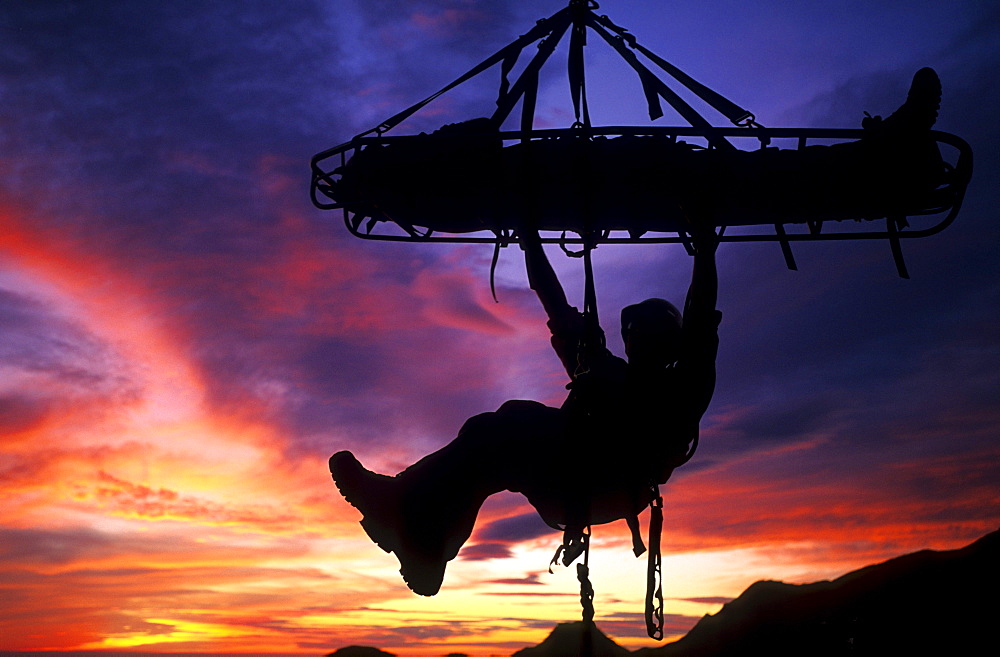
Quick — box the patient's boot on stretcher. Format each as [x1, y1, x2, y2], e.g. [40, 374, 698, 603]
[865, 67, 941, 135]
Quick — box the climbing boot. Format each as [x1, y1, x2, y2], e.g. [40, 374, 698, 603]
[330, 451, 404, 555]
[329, 451, 451, 596]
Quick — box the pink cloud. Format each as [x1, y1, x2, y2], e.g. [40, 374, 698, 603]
[459, 541, 513, 561]
[412, 266, 514, 335]
[409, 8, 488, 39]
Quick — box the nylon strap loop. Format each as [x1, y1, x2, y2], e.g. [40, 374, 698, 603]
[362, 7, 571, 138]
[493, 12, 573, 129]
[586, 15, 735, 151]
[645, 493, 664, 640]
[592, 13, 753, 126]
[568, 5, 591, 128]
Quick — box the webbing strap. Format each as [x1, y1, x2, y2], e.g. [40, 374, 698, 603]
[586, 15, 735, 151]
[592, 13, 754, 126]
[645, 493, 665, 640]
[568, 6, 592, 128]
[626, 512, 647, 557]
[582, 244, 599, 327]
[638, 44, 753, 125]
[360, 7, 571, 138]
[775, 223, 798, 271]
[493, 12, 573, 130]
[578, 240, 604, 378]
[520, 67, 540, 134]
[887, 215, 910, 279]
[356, 3, 755, 145]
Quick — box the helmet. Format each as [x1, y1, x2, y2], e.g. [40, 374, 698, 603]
[620, 298, 682, 343]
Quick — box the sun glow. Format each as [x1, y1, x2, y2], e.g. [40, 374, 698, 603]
[81, 618, 261, 649]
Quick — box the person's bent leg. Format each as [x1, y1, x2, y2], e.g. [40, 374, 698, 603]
[330, 399, 564, 595]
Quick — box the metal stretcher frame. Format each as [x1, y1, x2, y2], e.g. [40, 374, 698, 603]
[310, 125, 972, 275]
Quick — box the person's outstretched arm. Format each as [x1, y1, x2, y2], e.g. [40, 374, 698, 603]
[684, 229, 718, 322]
[519, 227, 574, 322]
[681, 228, 721, 419]
[518, 227, 589, 377]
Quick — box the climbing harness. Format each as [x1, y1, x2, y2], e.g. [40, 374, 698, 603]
[547, 484, 671, 640]
[543, 231, 695, 639]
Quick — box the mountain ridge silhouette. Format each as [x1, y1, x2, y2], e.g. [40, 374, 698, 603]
[639, 528, 997, 656]
[328, 529, 997, 656]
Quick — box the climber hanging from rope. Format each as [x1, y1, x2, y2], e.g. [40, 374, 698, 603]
[329, 193, 720, 592]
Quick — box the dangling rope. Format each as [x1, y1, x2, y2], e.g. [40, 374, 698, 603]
[549, 523, 596, 640]
[577, 526, 596, 657]
[577, 527, 595, 624]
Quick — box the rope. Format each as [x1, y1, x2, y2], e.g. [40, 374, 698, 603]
[548, 524, 595, 629]
[577, 530, 595, 623]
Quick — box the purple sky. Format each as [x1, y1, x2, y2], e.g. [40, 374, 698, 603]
[1, 1, 997, 653]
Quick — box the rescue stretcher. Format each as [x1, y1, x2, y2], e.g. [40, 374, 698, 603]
[310, 0, 971, 276]
[312, 124, 969, 239]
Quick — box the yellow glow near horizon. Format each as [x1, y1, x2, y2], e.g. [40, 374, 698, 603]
[81, 618, 260, 649]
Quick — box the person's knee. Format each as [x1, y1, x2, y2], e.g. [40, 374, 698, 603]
[457, 410, 498, 437]
[496, 399, 545, 415]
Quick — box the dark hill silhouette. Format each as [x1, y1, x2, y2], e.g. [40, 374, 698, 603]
[635, 529, 998, 656]
[512, 621, 629, 657]
[326, 647, 395, 657]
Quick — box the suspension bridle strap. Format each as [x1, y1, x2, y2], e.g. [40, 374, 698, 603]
[645, 490, 665, 639]
[354, 7, 572, 139]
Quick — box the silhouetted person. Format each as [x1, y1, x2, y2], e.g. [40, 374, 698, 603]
[329, 67, 943, 596]
[330, 212, 718, 595]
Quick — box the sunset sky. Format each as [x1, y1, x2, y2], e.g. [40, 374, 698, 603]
[1, 1, 998, 654]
